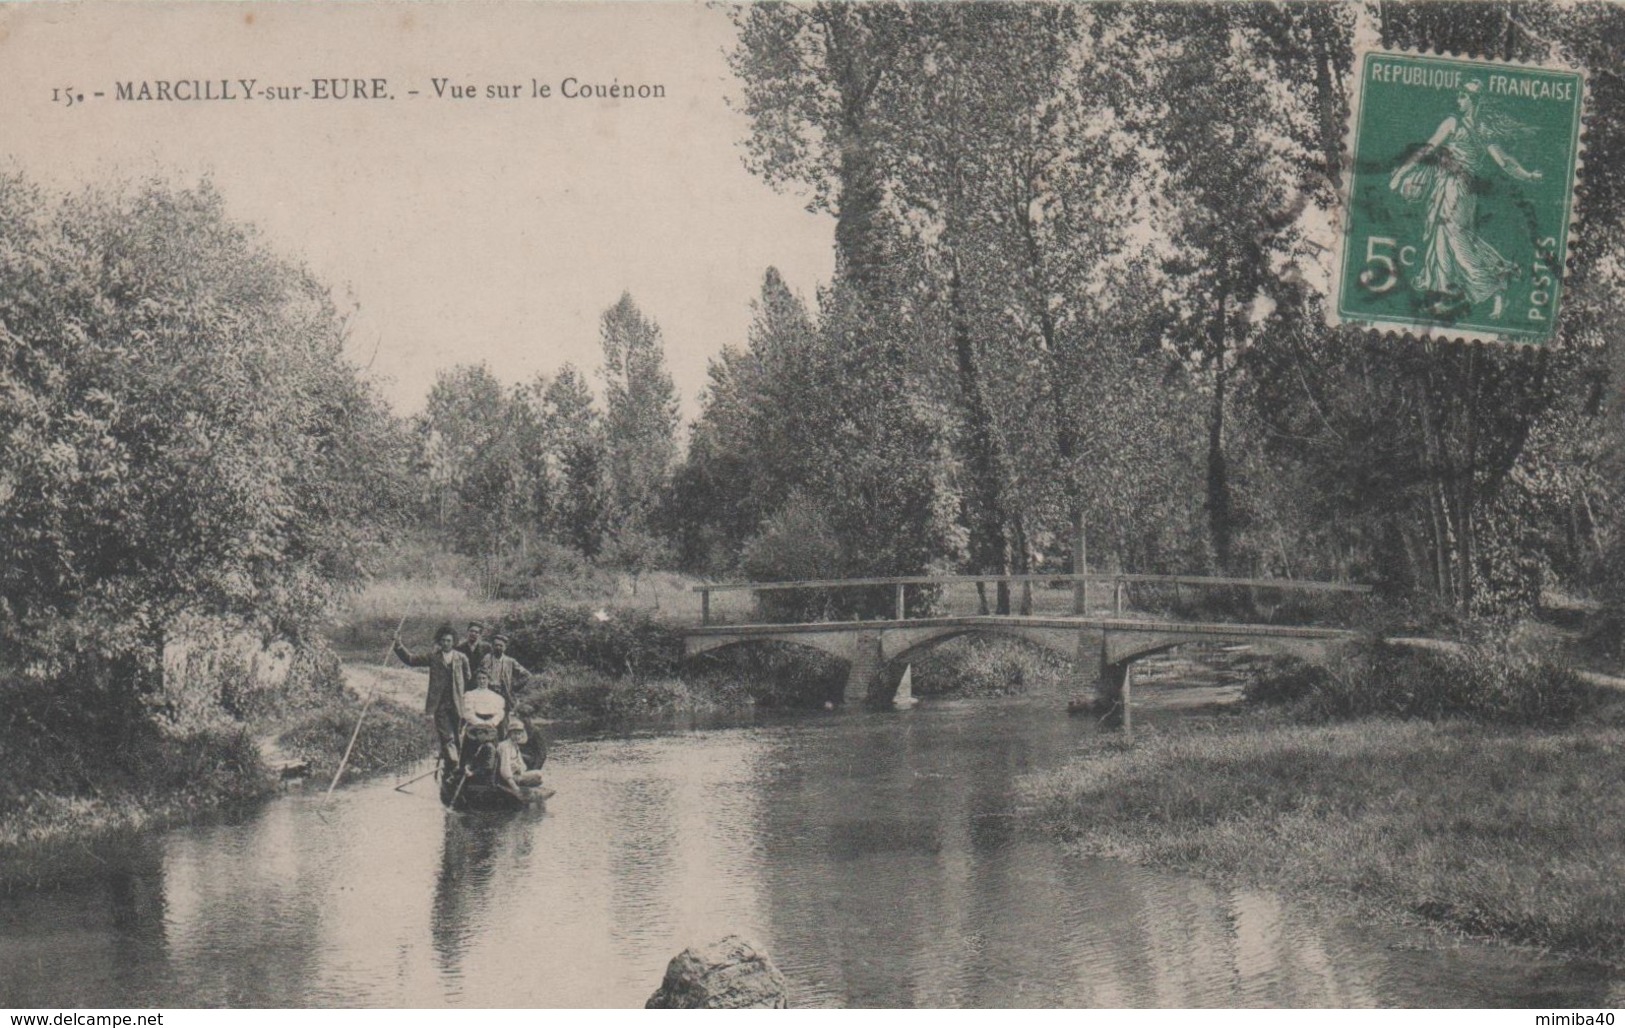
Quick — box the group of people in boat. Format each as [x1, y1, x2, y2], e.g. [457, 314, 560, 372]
[392, 620, 547, 804]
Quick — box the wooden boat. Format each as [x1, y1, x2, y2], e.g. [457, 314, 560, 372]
[438, 740, 552, 813]
[437, 689, 553, 812]
[439, 766, 552, 812]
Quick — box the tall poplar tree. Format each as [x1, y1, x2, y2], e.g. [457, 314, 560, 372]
[598, 293, 679, 533]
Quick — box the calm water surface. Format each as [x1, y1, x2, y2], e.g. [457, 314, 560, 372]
[2, 693, 1617, 1007]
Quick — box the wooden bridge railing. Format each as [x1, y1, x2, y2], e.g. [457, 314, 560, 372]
[691, 573, 1372, 627]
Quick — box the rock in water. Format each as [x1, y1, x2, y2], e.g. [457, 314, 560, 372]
[645, 935, 789, 1009]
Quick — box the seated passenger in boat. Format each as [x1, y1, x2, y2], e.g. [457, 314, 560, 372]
[452, 685, 508, 772]
[496, 717, 546, 793]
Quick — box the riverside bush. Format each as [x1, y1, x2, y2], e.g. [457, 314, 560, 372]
[513, 640, 840, 722]
[277, 695, 428, 778]
[905, 636, 1072, 698]
[0, 674, 272, 847]
[688, 641, 845, 707]
[489, 540, 622, 602]
[515, 667, 704, 723]
[1248, 636, 1601, 726]
[500, 601, 684, 678]
[498, 601, 845, 723]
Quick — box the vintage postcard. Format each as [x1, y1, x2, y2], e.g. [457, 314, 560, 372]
[2, 1, 1623, 1016]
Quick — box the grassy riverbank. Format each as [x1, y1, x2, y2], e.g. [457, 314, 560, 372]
[1022, 646, 1625, 961]
[0, 714, 272, 873]
[0, 658, 423, 889]
[271, 689, 429, 782]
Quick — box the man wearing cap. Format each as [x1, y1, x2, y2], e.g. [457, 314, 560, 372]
[477, 631, 534, 713]
[393, 624, 472, 766]
[495, 717, 547, 799]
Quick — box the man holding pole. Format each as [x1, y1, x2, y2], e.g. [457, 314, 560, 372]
[393, 624, 472, 766]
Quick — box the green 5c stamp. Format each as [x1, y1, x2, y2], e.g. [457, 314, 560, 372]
[1335, 50, 1584, 343]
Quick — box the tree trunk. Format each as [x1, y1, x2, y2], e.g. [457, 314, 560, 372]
[1308, 6, 1344, 183]
[1457, 346, 1479, 612]
[835, 140, 886, 299]
[1018, 157, 1090, 608]
[1207, 354, 1233, 572]
[1011, 516, 1033, 615]
[949, 257, 1012, 604]
[824, 8, 890, 304]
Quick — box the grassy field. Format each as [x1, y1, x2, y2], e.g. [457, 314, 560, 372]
[326, 567, 702, 662]
[1020, 711, 1625, 960]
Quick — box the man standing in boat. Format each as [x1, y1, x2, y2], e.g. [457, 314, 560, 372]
[477, 631, 533, 714]
[393, 624, 472, 766]
[455, 620, 491, 671]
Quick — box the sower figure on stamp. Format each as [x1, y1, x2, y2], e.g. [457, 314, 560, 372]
[1389, 78, 1543, 321]
[393, 624, 472, 767]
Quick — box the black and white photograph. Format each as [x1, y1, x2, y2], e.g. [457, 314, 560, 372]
[2, 0, 1624, 1012]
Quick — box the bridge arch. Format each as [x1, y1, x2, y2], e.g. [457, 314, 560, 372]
[1104, 631, 1346, 667]
[683, 630, 861, 665]
[883, 623, 1083, 667]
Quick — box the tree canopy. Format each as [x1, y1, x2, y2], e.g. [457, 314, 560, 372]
[0, 175, 413, 676]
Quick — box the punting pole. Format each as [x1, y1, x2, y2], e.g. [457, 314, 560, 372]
[393, 765, 438, 793]
[324, 614, 406, 804]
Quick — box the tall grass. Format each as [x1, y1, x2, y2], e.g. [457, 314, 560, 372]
[0, 674, 273, 862]
[1246, 636, 1604, 726]
[1021, 718, 1625, 958]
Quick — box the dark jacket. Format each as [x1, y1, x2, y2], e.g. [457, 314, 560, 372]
[393, 643, 471, 716]
[456, 639, 491, 674]
[478, 653, 533, 709]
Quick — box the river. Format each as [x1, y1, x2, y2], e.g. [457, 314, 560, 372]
[1, 689, 1616, 1008]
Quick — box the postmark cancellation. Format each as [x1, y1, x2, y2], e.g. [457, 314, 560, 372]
[1333, 48, 1585, 345]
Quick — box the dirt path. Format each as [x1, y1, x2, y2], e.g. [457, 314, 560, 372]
[343, 661, 428, 710]
[254, 661, 426, 776]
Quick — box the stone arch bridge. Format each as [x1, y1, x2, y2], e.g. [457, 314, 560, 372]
[685, 610, 1360, 727]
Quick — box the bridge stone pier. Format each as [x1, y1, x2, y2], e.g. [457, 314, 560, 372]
[683, 616, 1358, 721]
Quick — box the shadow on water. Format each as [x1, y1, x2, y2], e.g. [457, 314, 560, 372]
[430, 801, 552, 999]
[431, 812, 504, 978]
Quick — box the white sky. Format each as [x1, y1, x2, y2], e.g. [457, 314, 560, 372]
[0, 2, 836, 420]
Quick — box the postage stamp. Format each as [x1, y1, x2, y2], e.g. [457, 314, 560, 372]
[1334, 49, 1585, 344]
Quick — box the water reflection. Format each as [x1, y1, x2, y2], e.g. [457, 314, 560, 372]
[0, 835, 170, 1007]
[431, 812, 502, 988]
[2, 697, 1620, 1008]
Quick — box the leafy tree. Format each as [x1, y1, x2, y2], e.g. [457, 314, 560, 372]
[598, 293, 679, 531]
[1238, 2, 1625, 612]
[543, 364, 609, 557]
[672, 268, 828, 572]
[599, 518, 675, 598]
[719, 0, 1625, 620]
[1084, 4, 1327, 571]
[415, 363, 558, 595]
[0, 175, 413, 685]
[729, 2, 917, 297]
